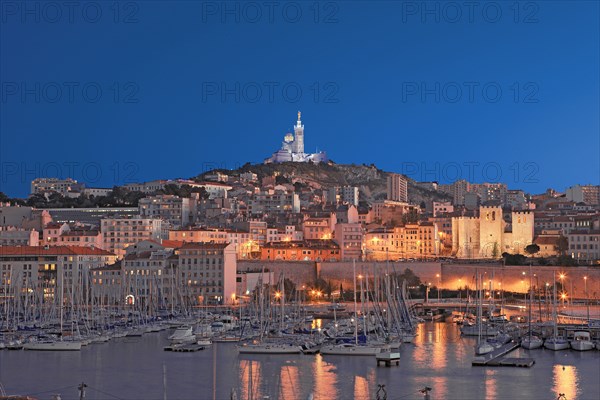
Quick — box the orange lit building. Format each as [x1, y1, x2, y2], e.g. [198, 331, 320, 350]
[302, 215, 335, 240]
[261, 240, 340, 261]
[364, 222, 439, 260]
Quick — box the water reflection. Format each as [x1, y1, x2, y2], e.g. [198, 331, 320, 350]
[4, 327, 598, 400]
[484, 369, 498, 400]
[412, 322, 448, 370]
[354, 375, 369, 400]
[239, 359, 263, 400]
[313, 355, 338, 399]
[279, 365, 300, 400]
[311, 318, 323, 330]
[553, 365, 579, 400]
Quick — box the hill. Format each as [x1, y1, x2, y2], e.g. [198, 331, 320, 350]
[195, 161, 451, 205]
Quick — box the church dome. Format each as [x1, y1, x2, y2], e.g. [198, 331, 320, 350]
[284, 133, 294, 143]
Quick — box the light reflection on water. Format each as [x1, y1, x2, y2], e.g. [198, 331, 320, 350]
[279, 364, 299, 400]
[0, 323, 598, 400]
[484, 369, 498, 400]
[239, 359, 263, 400]
[312, 353, 338, 399]
[353, 374, 369, 400]
[553, 364, 579, 400]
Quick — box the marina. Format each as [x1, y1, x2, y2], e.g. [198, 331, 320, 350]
[1, 319, 599, 400]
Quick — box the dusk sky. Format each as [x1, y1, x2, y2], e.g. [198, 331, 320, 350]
[1, 1, 598, 197]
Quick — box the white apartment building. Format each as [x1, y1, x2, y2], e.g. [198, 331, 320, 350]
[101, 217, 163, 258]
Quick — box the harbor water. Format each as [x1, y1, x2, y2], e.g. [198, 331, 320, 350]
[1, 322, 599, 400]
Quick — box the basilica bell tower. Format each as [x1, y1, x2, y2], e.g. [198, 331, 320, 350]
[292, 111, 304, 154]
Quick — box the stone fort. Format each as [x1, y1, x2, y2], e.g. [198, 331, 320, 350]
[452, 206, 534, 258]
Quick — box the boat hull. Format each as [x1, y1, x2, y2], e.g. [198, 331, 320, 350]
[521, 337, 543, 350]
[320, 344, 382, 356]
[570, 340, 595, 351]
[543, 338, 570, 351]
[238, 344, 302, 354]
[24, 341, 81, 351]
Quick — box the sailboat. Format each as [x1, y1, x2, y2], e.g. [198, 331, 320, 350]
[238, 272, 302, 354]
[521, 264, 543, 350]
[461, 273, 498, 338]
[543, 271, 570, 351]
[24, 270, 81, 351]
[321, 260, 384, 356]
[571, 278, 595, 351]
[474, 272, 494, 355]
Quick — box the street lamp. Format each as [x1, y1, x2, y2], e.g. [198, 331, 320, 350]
[436, 273, 441, 302]
[559, 273, 566, 307]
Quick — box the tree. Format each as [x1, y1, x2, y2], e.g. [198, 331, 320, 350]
[394, 268, 421, 287]
[502, 252, 527, 266]
[401, 209, 419, 224]
[524, 243, 540, 257]
[491, 242, 499, 258]
[283, 278, 296, 298]
[556, 236, 569, 256]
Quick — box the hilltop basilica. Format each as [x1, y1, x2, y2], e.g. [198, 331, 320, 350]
[264, 112, 328, 164]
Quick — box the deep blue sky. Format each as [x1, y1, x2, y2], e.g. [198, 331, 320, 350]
[1, 1, 599, 197]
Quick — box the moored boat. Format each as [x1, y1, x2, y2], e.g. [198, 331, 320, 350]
[521, 335, 543, 350]
[23, 340, 81, 351]
[238, 342, 302, 354]
[168, 326, 195, 344]
[544, 336, 570, 351]
[570, 331, 594, 351]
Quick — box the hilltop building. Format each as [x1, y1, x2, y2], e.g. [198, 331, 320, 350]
[264, 112, 328, 164]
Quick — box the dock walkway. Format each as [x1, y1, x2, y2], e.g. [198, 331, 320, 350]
[472, 342, 534, 367]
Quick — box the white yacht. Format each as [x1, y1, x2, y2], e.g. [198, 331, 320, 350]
[570, 331, 595, 351]
[168, 326, 195, 344]
[23, 340, 82, 351]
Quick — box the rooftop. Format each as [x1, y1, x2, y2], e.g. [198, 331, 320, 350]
[0, 246, 115, 256]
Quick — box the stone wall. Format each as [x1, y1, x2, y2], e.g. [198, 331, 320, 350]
[238, 260, 442, 288]
[440, 263, 600, 299]
[239, 260, 600, 301]
[319, 261, 441, 288]
[237, 260, 317, 285]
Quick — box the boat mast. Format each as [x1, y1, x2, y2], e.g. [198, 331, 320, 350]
[528, 263, 533, 341]
[353, 259, 358, 345]
[280, 272, 285, 333]
[476, 271, 482, 346]
[60, 266, 64, 342]
[552, 271, 558, 338]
